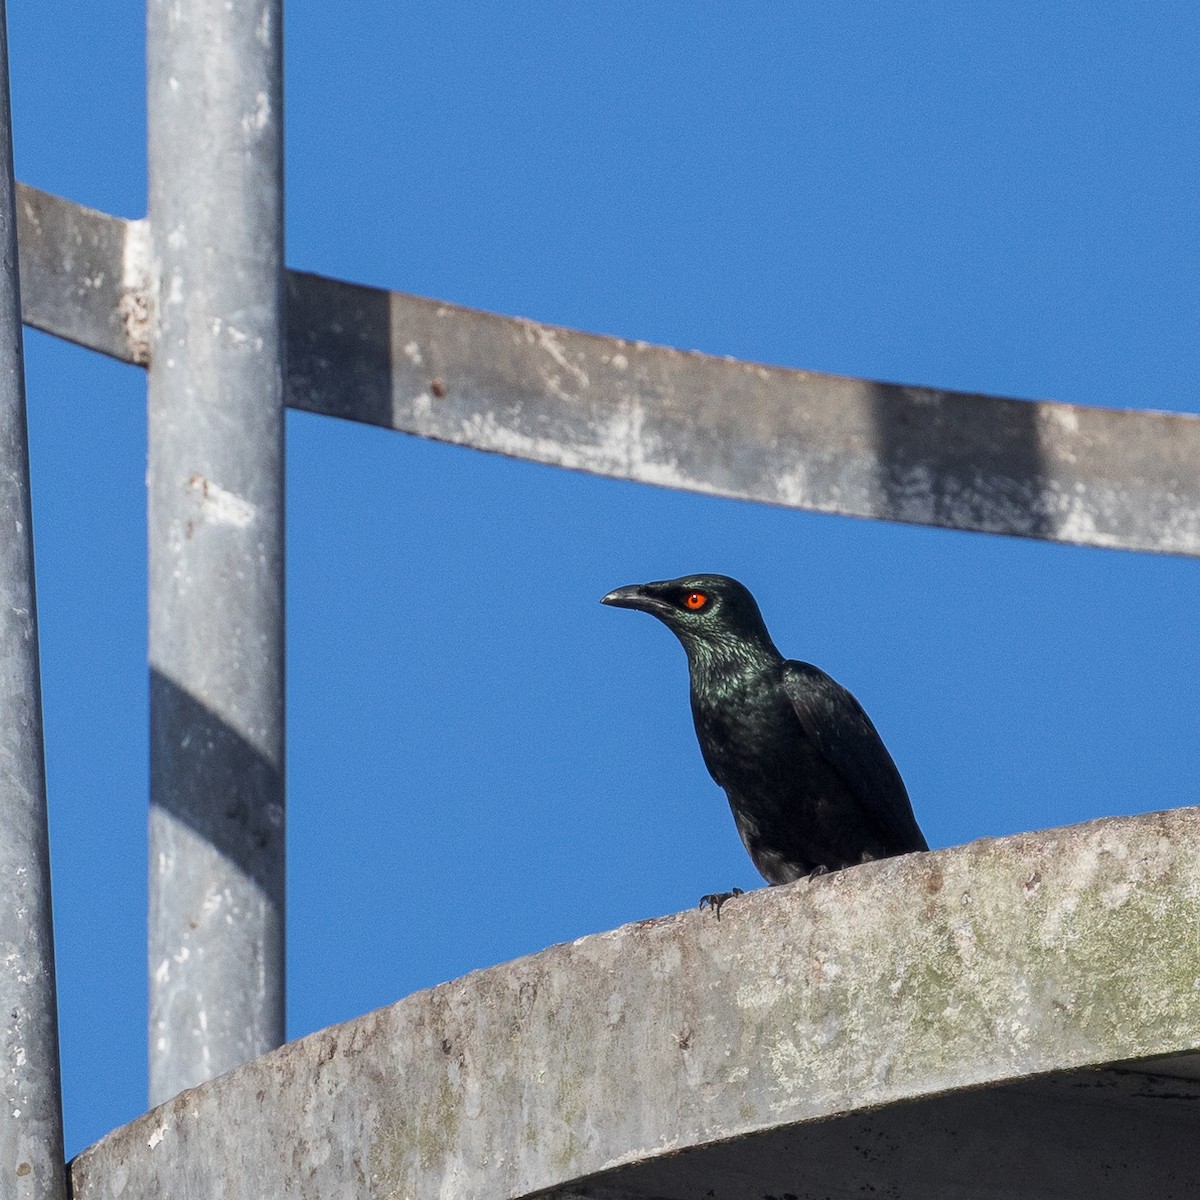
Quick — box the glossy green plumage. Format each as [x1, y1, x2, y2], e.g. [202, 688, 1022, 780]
[602, 574, 927, 884]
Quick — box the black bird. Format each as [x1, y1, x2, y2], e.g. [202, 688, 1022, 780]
[602, 574, 926, 892]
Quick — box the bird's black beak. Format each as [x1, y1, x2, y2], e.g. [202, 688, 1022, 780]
[601, 583, 663, 613]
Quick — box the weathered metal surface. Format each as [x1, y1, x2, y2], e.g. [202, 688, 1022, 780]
[70, 808, 1200, 1200]
[15, 185, 1200, 558]
[15, 183, 150, 365]
[0, 12, 68, 1200]
[287, 274, 1200, 556]
[145, 0, 287, 1105]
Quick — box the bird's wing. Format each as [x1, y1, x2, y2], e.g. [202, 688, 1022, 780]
[780, 660, 928, 852]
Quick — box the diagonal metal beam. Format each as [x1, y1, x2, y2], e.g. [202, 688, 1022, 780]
[16, 182, 1200, 558]
[16, 184, 150, 365]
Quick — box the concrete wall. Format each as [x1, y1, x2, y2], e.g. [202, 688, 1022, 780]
[71, 807, 1200, 1199]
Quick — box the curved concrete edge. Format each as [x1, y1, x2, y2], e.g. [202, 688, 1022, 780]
[545, 1070, 1200, 1200]
[70, 807, 1200, 1200]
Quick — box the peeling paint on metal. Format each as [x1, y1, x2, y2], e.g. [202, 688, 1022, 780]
[186, 474, 256, 529]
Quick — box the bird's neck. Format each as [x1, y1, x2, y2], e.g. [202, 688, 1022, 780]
[684, 634, 782, 695]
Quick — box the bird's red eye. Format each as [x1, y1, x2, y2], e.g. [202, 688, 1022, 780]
[685, 591, 708, 610]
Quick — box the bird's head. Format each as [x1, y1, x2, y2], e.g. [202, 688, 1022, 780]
[601, 574, 779, 666]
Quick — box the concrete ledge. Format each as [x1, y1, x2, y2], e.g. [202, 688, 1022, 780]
[70, 807, 1200, 1198]
[548, 1070, 1200, 1199]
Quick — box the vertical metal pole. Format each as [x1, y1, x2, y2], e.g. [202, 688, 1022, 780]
[0, 1, 68, 1194]
[146, 0, 286, 1105]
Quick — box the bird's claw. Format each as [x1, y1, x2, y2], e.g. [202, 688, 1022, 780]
[699, 888, 744, 919]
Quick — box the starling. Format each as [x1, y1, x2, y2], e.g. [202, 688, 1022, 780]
[602, 574, 927, 892]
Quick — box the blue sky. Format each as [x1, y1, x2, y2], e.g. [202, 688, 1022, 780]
[10, 2, 1200, 1158]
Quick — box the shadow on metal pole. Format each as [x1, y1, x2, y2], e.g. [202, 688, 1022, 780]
[0, 0, 68, 1194]
[146, 0, 286, 1106]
